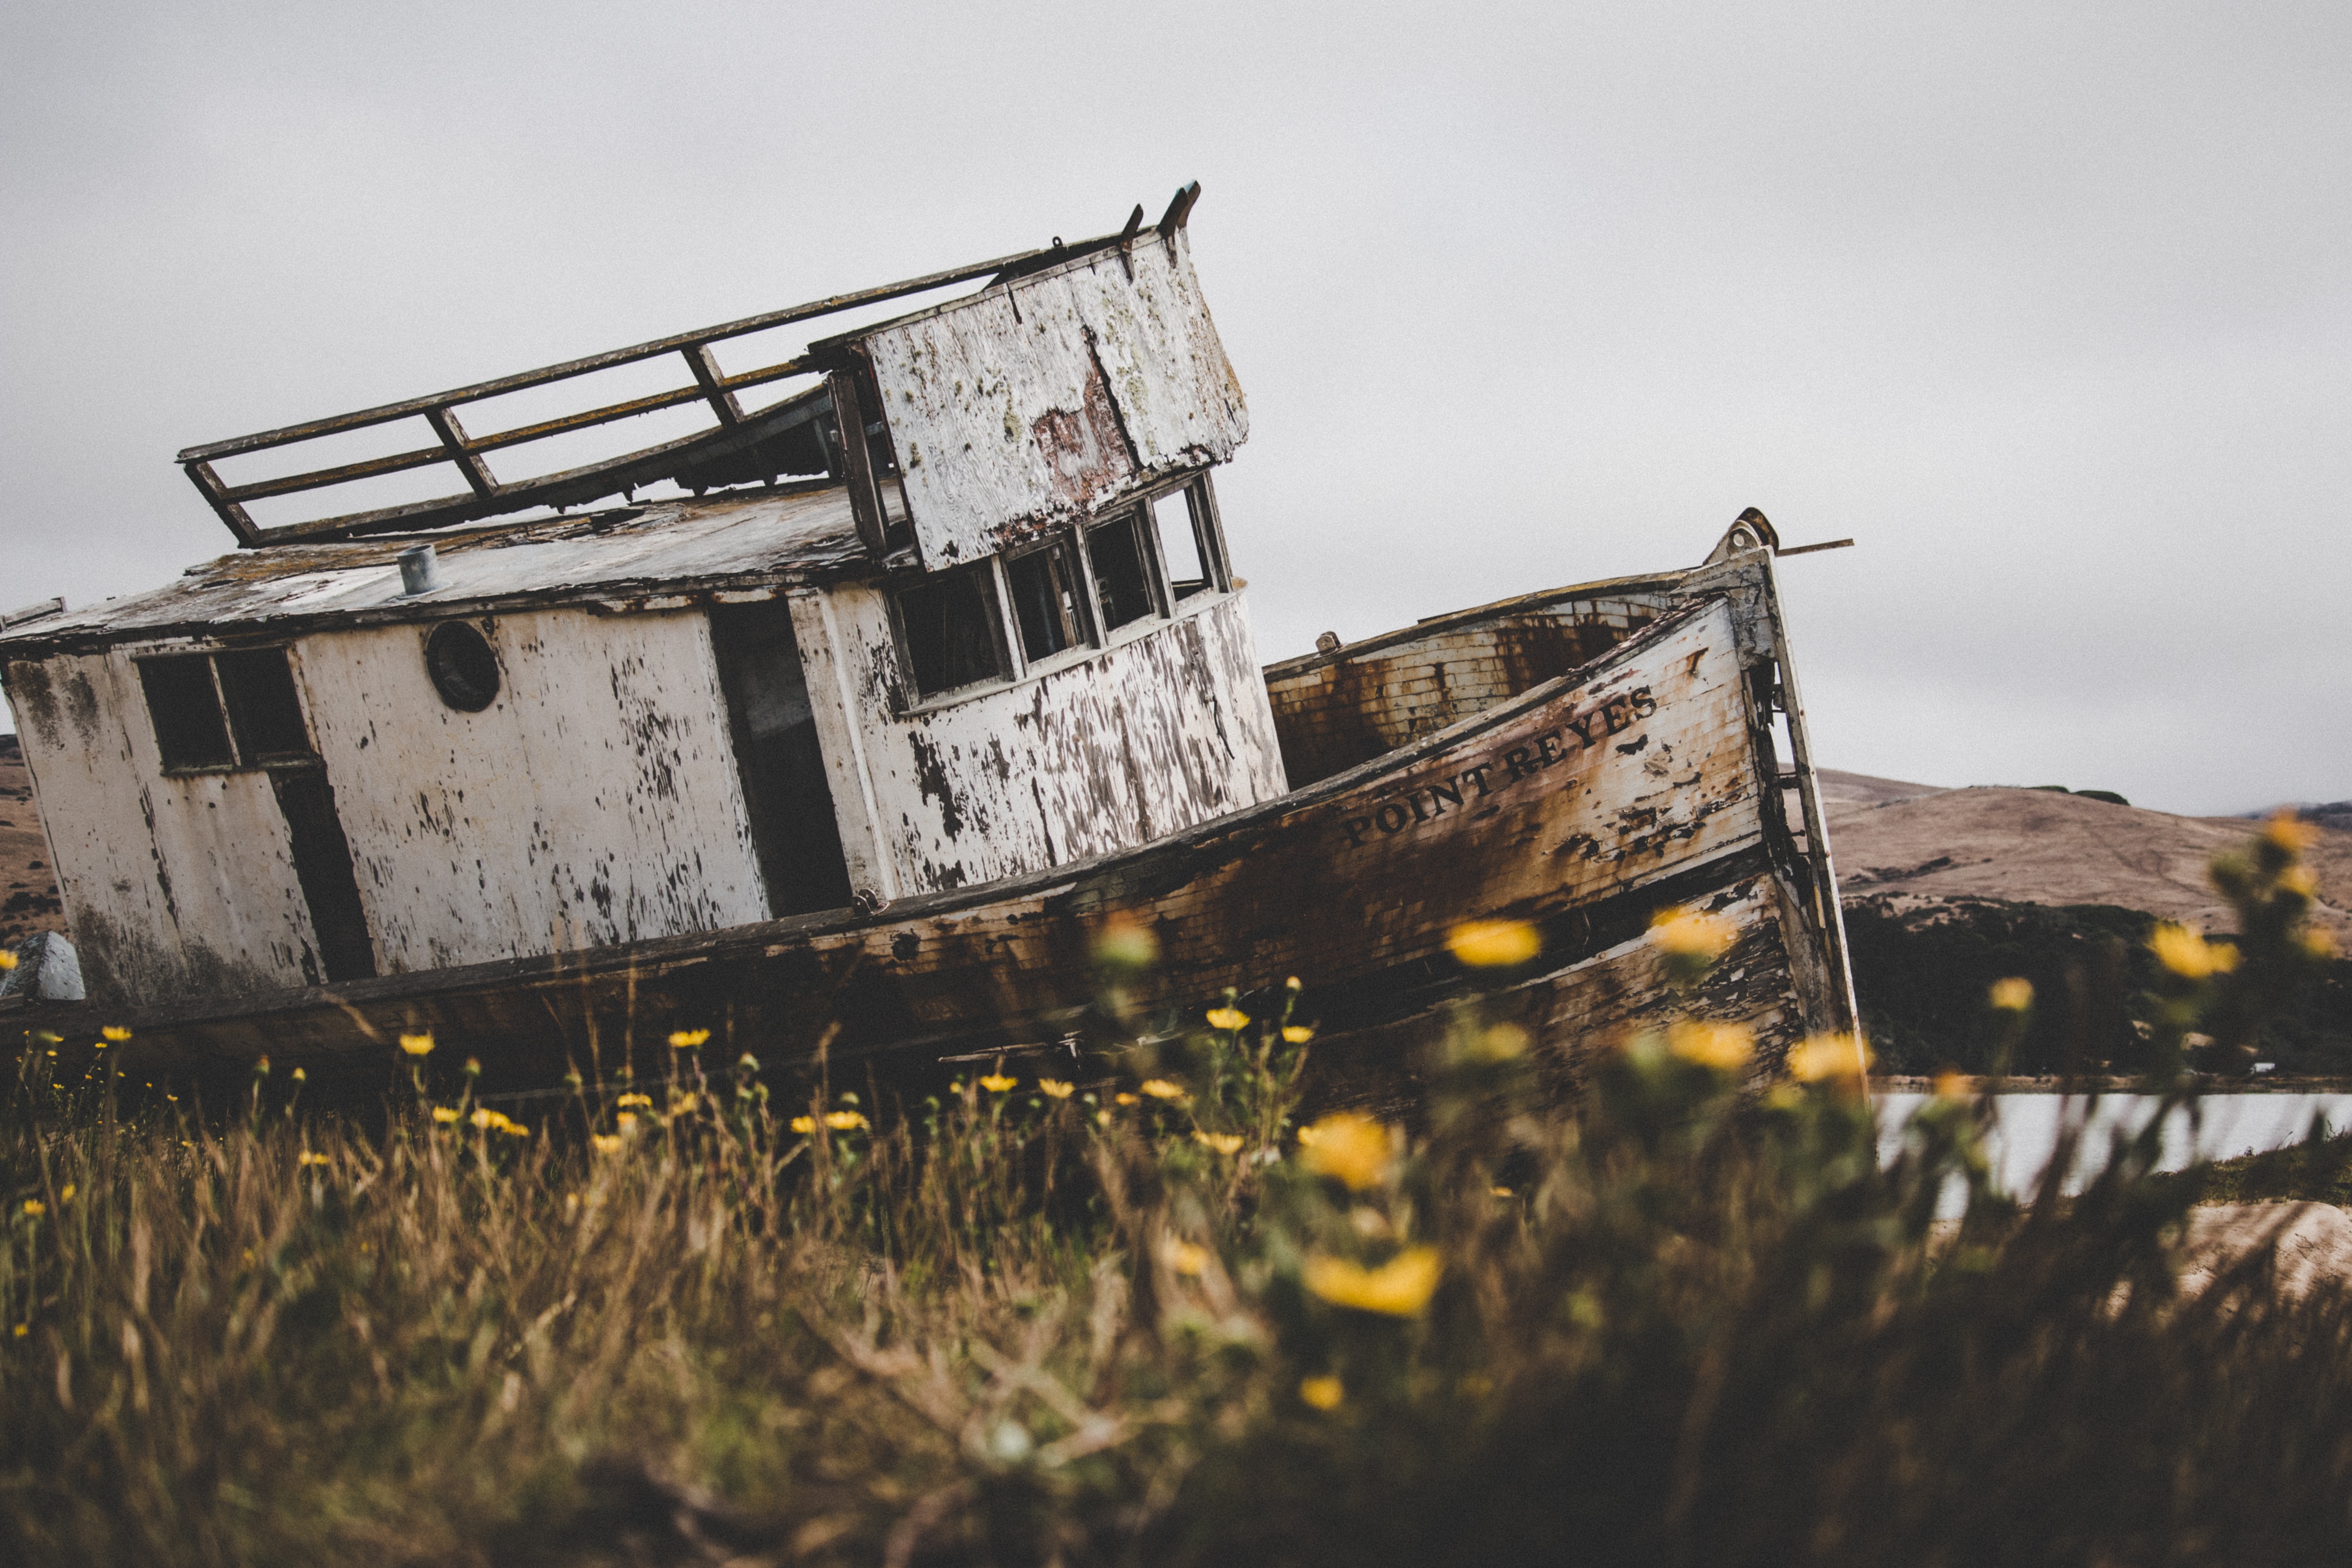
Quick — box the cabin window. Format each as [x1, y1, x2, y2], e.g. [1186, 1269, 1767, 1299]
[893, 566, 1008, 698]
[1151, 484, 1218, 601]
[424, 622, 501, 712]
[1005, 537, 1089, 662]
[138, 648, 315, 772]
[1087, 512, 1156, 632]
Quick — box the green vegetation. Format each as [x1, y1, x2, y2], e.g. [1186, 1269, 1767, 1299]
[0, 825, 2345, 1565]
[2192, 1129, 2352, 1208]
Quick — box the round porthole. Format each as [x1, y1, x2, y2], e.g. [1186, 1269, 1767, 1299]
[424, 621, 501, 712]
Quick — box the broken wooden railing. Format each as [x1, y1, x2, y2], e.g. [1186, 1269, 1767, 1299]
[177, 184, 1202, 550]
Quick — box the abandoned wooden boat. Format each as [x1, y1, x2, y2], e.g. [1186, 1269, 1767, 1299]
[0, 186, 1857, 1100]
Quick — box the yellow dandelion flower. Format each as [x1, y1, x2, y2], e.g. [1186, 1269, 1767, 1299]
[1448, 919, 1540, 968]
[1303, 1247, 1443, 1317]
[1933, 1070, 1971, 1100]
[1786, 1032, 1873, 1084]
[102, 1025, 133, 1044]
[979, 1073, 1018, 1093]
[2280, 864, 2320, 899]
[1298, 1374, 1344, 1410]
[2151, 923, 2237, 980]
[789, 1115, 818, 1134]
[59, 1185, 74, 1204]
[291, 1067, 306, 1082]
[11, 1324, 25, 1338]
[21, 1200, 46, 1217]
[431, 1106, 462, 1124]
[1299, 1113, 1393, 1191]
[1650, 907, 1733, 961]
[1165, 1239, 1212, 1276]
[0, 951, 14, 971]
[1037, 1078, 1075, 1099]
[616, 1092, 652, 1108]
[667, 1028, 711, 1049]
[2304, 928, 2340, 960]
[1205, 1006, 1251, 1032]
[1095, 1109, 1115, 1127]
[1140, 1079, 1187, 1101]
[1988, 977, 2034, 1012]
[617, 1111, 640, 1131]
[298, 1151, 330, 1167]
[1282, 1025, 1315, 1044]
[503, 1119, 531, 1138]
[1490, 1185, 1514, 1198]
[1193, 1130, 1244, 1155]
[591, 1133, 624, 1154]
[1665, 1020, 1754, 1071]
[823, 1110, 869, 1132]
[2264, 812, 2317, 854]
[1115, 1092, 1140, 1106]
[398, 1033, 434, 1057]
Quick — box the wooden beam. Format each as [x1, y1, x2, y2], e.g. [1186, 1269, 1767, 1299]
[829, 370, 889, 558]
[184, 460, 262, 547]
[426, 407, 500, 500]
[686, 345, 744, 426]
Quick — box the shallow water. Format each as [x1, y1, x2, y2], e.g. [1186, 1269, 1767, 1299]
[1872, 1093, 2352, 1215]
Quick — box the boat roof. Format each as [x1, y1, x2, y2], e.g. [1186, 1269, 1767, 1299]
[0, 482, 877, 659]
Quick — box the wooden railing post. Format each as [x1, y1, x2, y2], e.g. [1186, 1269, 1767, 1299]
[425, 407, 500, 500]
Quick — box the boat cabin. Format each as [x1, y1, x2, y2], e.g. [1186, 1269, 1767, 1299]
[0, 188, 1289, 1007]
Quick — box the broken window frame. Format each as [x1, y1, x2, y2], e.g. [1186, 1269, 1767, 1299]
[888, 561, 1016, 707]
[1001, 531, 1097, 671]
[136, 646, 319, 775]
[1139, 473, 1230, 611]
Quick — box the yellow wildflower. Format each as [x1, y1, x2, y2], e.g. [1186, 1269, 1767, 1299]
[2280, 864, 2319, 899]
[1282, 1025, 1315, 1044]
[1650, 907, 1733, 961]
[1304, 1247, 1443, 1317]
[1933, 1070, 1971, 1100]
[616, 1111, 639, 1131]
[1165, 1239, 1212, 1276]
[616, 1093, 652, 1108]
[58, 1185, 74, 1204]
[1299, 1113, 1393, 1191]
[1490, 1185, 1514, 1198]
[2151, 923, 2237, 980]
[823, 1110, 869, 1132]
[2304, 928, 2340, 960]
[668, 1028, 711, 1049]
[591, 1134, 624, 1154]
[1094, 915, 1159, 969]
[21, 1200, 45, 1217]
[398, 1033, 434, 1057]
[102, 1025, 133, 1044]
[1665, 1020, 1754, 1071]
[298, 1151, 330, 1167]
[1206, 1006, 1251, 1032]
[11, 1324, 24, 1338]
[1989, 977, 2035, 1012]
[1095, 1109, 1114, 1127]
[1037, 1078, 1075, 1099]
[469, 1108, 510, 1132]
[1298, 1374, 1344, 1410]
[1140, 1079, 1187, 1101]
[1448, 919, 1540, 968]
[2264, 811, 2317, 854]
[979, 1072, 1018, 1093]
[789, 1115, 818, 1134]
[0, 951, 14, 971]
[430, 1105, 462, 1124]
[1193, 1130, 1244, 1156]
[1115, 1093, 1140, 1106]
[1786, 1032, 1873, 1084]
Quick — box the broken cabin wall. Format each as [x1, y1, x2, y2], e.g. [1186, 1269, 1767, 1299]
[795, 587, 1286, 896]
[860, 231, 1249, 568]
[1262, 590, 1684, 787]
[291, 606, 769, 973]
[3, 649, 327, 1003]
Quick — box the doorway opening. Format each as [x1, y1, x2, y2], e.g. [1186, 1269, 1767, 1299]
[710, 601, 854, 916]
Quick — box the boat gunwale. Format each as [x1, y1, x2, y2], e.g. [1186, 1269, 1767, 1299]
[1258, 569, 1698, 682]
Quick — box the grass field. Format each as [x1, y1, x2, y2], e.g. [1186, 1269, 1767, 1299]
[2, 821, 2345, 1566]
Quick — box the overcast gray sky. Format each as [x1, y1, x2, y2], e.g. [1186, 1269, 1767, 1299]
[3, 0, 2344, 814]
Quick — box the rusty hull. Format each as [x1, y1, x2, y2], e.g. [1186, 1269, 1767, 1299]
[61, 554, 1855, 1105]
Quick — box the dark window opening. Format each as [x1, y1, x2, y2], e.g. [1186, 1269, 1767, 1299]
[894, 569, 1006, 698]
[215, 648, 312, 760]
[1006, 539, 1088, 662]
[425, 622, 501, 712]
[710, 602, 854, 916]
[271, 770, 377, 983]
[1088, 512, 1156, 632]
[138, 656, 234, 771]
[1154, 487, 1214, 600]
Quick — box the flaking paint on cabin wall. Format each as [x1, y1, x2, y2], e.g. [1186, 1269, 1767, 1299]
[4, 650, 322, 1003]
[803, 587, 1285, 897]
[292, 607, 768, 972]
[863, 232, 1248, 567]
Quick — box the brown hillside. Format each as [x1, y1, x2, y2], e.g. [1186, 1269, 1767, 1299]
[0, 736, 64, 947]
[1822, 782, 2352, 943]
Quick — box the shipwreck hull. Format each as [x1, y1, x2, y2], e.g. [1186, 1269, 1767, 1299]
[62, 554, 1851, 1104]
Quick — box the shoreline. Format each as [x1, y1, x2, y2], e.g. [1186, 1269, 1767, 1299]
[1870, 1074, 2352, 1096]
